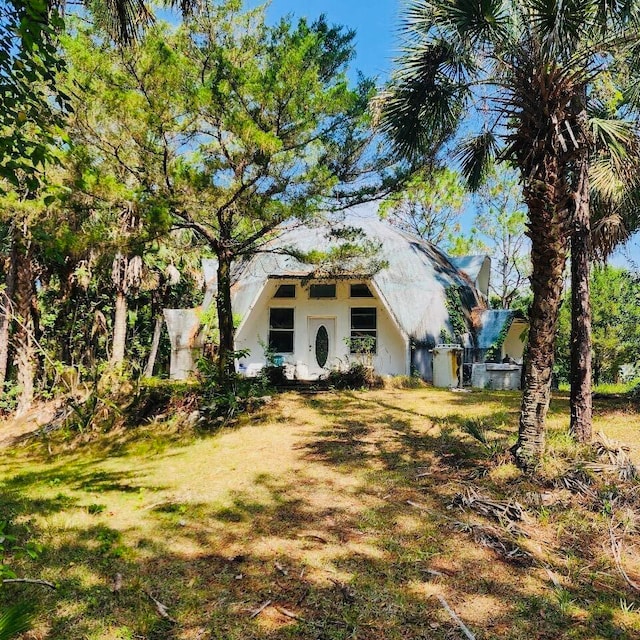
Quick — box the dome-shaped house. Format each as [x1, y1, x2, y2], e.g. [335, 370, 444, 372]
[165, 205, 527, 385]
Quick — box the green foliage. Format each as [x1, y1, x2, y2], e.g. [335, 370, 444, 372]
[556, 265, 640, 384]
[444, 286, 467, 341]
[485, 320, 511, 362]
[0, 383, 20, 415]
[0, 1, 67, 191]
[197, 350, 273, 421]
[379, 167, 467, 247]
[290, 225, 388, 279]
[0, 603, 33, 640]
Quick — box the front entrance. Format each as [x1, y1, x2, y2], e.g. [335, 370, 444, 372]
[307, 317, 336, 378]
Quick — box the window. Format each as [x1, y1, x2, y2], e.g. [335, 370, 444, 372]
[269, 308, 294, 353]
[309, 283, 336, 298]
[350, 307, 377, 353]
[350, 283, 374, 298]
[274, 284, 296, 298]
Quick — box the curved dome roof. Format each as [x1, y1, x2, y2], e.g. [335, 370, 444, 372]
[204, 203, 488, 346]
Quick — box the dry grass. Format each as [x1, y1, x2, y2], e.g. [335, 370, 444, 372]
[1, 387, 640, 639]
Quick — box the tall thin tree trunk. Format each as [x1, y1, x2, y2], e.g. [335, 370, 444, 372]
[111, 289, 127, 365]
[216, 249, 236, 389]
[14, 235, 37, 416]
[570, 157, 593, 443]
[144, 314, 163, 377]
[0, 228, 18, 388]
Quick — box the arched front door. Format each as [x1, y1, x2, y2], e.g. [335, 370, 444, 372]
[307, 317, 335, 378]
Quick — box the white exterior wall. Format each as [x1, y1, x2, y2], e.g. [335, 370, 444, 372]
[235, 279, 408, 379]
[502, 320, 528, 363]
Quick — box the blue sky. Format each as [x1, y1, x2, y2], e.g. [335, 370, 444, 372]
[257, 0, 401, 81]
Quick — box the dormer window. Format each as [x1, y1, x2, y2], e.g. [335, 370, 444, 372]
[309, 283, 336, 298]
[274, 284, 296, 298]
[350, 283, 374, 298]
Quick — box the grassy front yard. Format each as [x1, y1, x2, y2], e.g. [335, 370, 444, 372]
[1, 387, 640, 639]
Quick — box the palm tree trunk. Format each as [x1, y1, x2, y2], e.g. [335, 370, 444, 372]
[0, 228, 18, 388]
[111, 289, 128, 365]
[513, 156, 571, 469]
[569, 157, 593, 443]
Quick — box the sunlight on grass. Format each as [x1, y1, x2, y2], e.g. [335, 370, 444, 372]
[1, 387, 639, 638]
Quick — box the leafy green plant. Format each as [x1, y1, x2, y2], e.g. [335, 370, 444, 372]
[0, 604, 33, 640]
[197, 349, 274, 421]
[0, 383, 19, 415]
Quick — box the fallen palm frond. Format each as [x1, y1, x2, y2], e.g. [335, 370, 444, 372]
[435, 594, 476, 640]
[609, 517, 640, 593]
[451, 487, 524, 523]
[556, 472, 599, 500]
[455, 521, 533, 565]
[587, 432, 638, 481]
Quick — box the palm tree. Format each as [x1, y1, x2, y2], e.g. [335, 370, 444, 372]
[379, 0, 640, 469]
[569, 103, 640, 443]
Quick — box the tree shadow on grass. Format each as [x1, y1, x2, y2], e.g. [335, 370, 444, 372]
[0, 391, 637, 639]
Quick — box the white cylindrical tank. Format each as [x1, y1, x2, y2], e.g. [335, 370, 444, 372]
[432, 344, 463, 388]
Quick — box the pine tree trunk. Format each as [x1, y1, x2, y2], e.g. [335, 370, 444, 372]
[569, 157, 593, 443]
[216, 250, 236, 390]
[144, 314, 163, 377]
[111, 290, 128, 365]
[14, 237, 37, 416]
[0, 229, 18, 388]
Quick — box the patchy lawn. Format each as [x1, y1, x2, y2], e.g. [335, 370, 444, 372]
[1, 387, 640, 639]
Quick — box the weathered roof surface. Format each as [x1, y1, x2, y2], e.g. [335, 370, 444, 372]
[449, 255, 488, 281]
[475, 309, 526, 349]
[224, 202, 488, 346]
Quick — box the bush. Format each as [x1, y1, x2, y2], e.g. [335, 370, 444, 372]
[327, 363, 383, 390]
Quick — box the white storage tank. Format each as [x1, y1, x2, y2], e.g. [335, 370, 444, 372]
[432, 344, 463, 388]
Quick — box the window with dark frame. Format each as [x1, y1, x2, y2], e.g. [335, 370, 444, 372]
[350, 283, 374, 298]
[274, 284, 296, 298]
[269, 308, 294, 353]
[350, 307, 377, 353]
[309, 283, 336, 298]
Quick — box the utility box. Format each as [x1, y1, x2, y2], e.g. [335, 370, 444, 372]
[432, 344, 463, 388]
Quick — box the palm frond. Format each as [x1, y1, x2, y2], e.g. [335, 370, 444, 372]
[378, 39, 472, 160]
[443, 0, 510, 44]
[592, 211, 630, 258]
[162, 0, 201, 15]
[590, 116, 636, 156]
[589, 155, 628, 202]
[455, 130, 499, 189]
[87, 0, 153, 43]
[0, 603, 33, 640]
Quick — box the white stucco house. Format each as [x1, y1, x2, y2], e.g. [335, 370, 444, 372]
[164, 205, 528, 386]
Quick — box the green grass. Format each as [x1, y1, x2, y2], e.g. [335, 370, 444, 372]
[1, 388, 639, 639]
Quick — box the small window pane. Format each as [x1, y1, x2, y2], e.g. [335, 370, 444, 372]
[351, 307, 376, 330]
[350, 283, 373, 298]
[274, 284, 296, 298]
[269, 331, 294, 353]
[270, 308, 294, 329]
[309, 283, 336, 298]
